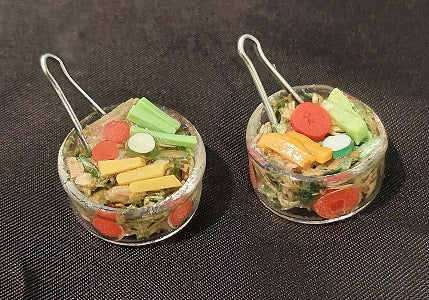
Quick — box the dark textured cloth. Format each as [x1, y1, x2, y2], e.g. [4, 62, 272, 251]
[1, 1, 428, 299]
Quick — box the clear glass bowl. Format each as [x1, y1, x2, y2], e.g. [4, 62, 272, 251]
[246, 85, 388, 224]
[58, 104, 206, 245]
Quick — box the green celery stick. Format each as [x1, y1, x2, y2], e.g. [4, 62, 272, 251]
[130, 126, 197, 148]
[127, 105, 176, 134]
[136, 97, 180, 132]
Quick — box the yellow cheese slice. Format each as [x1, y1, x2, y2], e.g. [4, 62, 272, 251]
[116, 160, 169, 185]
[129, 175, 182, 193]
[98, 157, 145, 177]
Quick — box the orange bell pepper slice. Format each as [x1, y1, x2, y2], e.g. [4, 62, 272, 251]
[257, 133, 315, 168]
[285, 131, 332, 164]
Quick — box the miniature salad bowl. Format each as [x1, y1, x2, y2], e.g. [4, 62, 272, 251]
[246, 85, 387, 224]
[58, 103, 206, 245]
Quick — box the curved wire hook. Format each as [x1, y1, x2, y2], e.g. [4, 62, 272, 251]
[237, 34, 303, 124]
[40, 53, 106, 151]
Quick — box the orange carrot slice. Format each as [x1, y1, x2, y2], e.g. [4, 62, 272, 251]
[103, 120, 130, 143]
[313, 187, 361, 219]
[290, 102, 331, 141]
[92, 141, 119, 162]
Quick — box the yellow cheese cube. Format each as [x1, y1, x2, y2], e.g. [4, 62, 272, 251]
[98, 157, 145, 177]
[129, 175, 182, 193]
[116, 160, 169, 185]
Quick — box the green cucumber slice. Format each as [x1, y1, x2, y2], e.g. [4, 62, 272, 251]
[127, 132, 156, 154]
[127, 105, 176, 134]
[130, 126, 197, 148]
[327, 88, 358, 116]
[322, 134, 354, 158]
[136, 98, 181, 132]
[321, 100, 369, 145]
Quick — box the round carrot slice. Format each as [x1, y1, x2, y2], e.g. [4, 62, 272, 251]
[103, 121, 130, 143]
[168, 200, 193, 228]
[313, 187, 361, 219]
[91, 141, 119, 162]
[290, 102, 331, 141]
[92, 217, 124, 238]
[96, 209, 117, 220]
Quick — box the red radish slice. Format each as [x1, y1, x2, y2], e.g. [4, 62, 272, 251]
[92, 141, 119, 162]
[92, 217, 124, 238]
[313, 187, 361, 219]
[168, 200, 193, 228]
[103, 121, 130, 143]
[290, 102, 331, 141]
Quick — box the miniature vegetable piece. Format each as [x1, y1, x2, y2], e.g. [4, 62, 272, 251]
[103, 120, 130, 143]
[321, 88, 369, 144]
[129, 175, 182, 193]
[92, 141, 119, 162]
[98, 157, 145, 177]
[285, 131, 332, 163]
[322, 134, 354, 159]
[358, 137, 381, 160]
[92, 217, 124, 238]
[168, 200, 193, 228]
[135, 97, 180, 132]
[96, 209, 117, 220]
[257, 133, 315, 168]
[127, 132, 156, 154]
[290, 102, 331, 141]
[116, 160, 169, 185]
[156, 149, 190, 159]
[130, 126, 197, 148]
[312, 187, 361, 219]
[127, 105, 177, 134]
[78, 155, 99, 177]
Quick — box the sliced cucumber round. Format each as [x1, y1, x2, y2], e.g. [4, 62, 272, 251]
[127, 133, 156, 154]
[322, 134, 353, 159]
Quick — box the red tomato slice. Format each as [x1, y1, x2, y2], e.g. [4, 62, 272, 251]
[248, 148, 266, 166]
[323, 172, 353, 186]
[168, 200, 193, 228]
[313, 187, 361, 219]
[290, 102, 331, 141]
[91, 141, 119, 162]
[249, 157, 262, 189]
[96, 209, 117, 220]
[92, 217, 124, 238]
[103, 121, 130, 144]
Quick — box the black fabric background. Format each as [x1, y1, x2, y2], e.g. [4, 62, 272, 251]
[1, 1, 428, 299]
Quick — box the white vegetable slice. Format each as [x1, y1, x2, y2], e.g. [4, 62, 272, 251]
[127, 133, 155, 154]
[322, 134, 353, 159]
